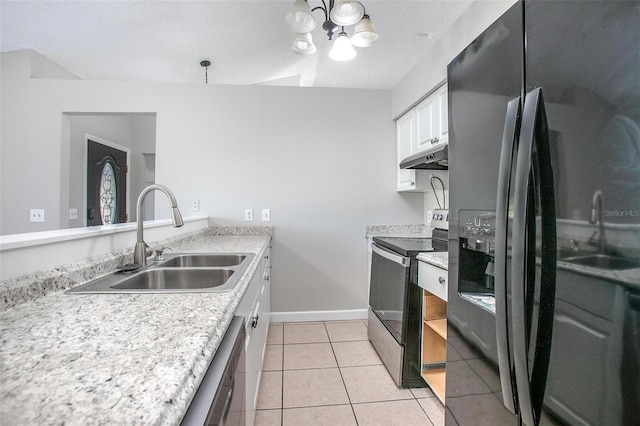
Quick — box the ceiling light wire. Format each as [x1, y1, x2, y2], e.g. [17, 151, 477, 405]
[200, 60, 211, 84]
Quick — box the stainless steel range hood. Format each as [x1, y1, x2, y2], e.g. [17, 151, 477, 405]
[399, 143, 448, 170]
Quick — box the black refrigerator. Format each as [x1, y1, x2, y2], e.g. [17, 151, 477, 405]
[446, 1, 640, 425]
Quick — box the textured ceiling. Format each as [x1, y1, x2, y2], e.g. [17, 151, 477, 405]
[1, 0, 472, 89]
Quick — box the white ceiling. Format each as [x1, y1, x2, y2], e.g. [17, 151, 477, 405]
[1, 0, 472, 89]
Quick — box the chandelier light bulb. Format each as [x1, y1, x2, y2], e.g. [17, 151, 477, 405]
[290, 32, 317, 55]
[329, 0, 365, 26]
[285, 0, 317, 33]
[329, 32, 357, 61]
[350, 15, 379, 47]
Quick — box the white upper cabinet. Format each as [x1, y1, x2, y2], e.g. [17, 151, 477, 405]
[396, 83, 448, 192]
[416, 96, 437, 152]
[396, 109, 420, 191]
[436, 83, 449, 146]
[416, 83, 448, 150]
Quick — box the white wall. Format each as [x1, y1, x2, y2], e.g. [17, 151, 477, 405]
[1, 50, 424, 314]
[392, 0, 517, 118]
[131, 115, 157, 221]
[423, 170, 450, 223]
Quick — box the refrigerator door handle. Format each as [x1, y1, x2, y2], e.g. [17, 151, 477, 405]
[511, 88, 557, 426]
[495, 96, 522, 416]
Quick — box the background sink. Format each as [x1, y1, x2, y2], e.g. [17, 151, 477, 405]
[562, 254, 640, 270]
[111, 268, 234, 290]
[159, 254, 246, 268]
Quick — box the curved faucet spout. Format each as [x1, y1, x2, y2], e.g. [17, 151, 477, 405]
[133, 184, 184, 266]
[588, 190, 607, 254]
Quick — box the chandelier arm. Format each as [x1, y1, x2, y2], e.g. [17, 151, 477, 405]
[358, 2, 368, 16]
[311, 0, 329, 20]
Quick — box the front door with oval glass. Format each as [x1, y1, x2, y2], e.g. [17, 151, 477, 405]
[87, 139, 127, 226]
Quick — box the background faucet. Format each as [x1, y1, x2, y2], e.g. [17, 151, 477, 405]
[133, 184, 184, 266]
[588, 190, 607, 254]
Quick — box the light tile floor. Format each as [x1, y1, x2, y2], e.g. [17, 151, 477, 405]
[255, 320, 444, 426]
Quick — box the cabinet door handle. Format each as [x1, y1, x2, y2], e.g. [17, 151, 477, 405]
[438, 276, 445, 284]
[431, 137, 439, 144]
[411, 181, 415, 186]
[251, 315, 259, 328]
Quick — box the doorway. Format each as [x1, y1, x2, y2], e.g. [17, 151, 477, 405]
[86, 137, 128, 226]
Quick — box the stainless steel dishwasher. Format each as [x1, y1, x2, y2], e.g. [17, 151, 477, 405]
[181, 316, 246, 426]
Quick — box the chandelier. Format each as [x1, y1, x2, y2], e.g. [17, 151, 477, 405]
[285, 0, 379, 61]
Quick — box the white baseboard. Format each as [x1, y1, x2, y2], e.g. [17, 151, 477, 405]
[270, 309, 368, 323]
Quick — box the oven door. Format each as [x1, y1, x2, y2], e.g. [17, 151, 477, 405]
[369, 242, 411, 344]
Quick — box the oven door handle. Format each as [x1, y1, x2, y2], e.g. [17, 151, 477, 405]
[372, 244, 410, 267]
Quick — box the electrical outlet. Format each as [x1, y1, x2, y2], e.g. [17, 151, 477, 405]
[427, 210, 433, 222]
[245, 209, 254, 221]
[191, 199, 200, 212]
[69, 208, 78, 220]
[30, 209, 45, 222]
[261, 208, 271, 222]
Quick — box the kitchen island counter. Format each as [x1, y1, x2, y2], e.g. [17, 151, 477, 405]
[0, 228, 271, 425]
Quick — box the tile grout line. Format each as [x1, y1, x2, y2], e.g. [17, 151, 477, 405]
[280, 326, 284, 426]
[324, 321, 360, 426]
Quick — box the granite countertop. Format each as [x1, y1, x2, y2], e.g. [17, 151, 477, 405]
[0, 228, 271, 425]
[364, 224, 432, 239]
[417, 252, 448, 270]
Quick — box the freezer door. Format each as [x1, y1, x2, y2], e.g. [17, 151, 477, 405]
[445, 2, 523, 425]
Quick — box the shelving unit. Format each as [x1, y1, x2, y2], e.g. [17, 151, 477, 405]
[422, 288, 448, 402]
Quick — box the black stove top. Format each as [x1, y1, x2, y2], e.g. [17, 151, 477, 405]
[373, 236, 448, 257]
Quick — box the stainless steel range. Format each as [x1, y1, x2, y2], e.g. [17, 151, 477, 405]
[368, 210, 449, 388]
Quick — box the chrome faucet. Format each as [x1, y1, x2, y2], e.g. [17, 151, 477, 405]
[133, 184, 184, 266]
[588, 190, 607, 254]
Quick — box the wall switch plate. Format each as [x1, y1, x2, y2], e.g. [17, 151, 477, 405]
[191, 199, 200, 212]
[30, 209, 45, 222]
[69, 208, 78, 220]
[245, 209, 254, 221]
[261, 208, 271, 222]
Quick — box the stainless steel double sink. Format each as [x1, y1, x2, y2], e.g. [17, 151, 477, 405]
[67, 253, 255, 294]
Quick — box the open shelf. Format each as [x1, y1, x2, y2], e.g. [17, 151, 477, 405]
[422, 321, 446, 364]
[424, 293, 447, 320]
[422, 288, 447, 403]
[425, 318, 447, 339]
[422, 368, 446, 402]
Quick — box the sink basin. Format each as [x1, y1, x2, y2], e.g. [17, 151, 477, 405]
[111, 268, 234, 290]
[67, 252, 255, 294]
[158, 253, 247, 268]
[562, 254, 640, 270]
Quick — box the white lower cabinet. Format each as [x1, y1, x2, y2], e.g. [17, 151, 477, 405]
[236, 246, 271, 426]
